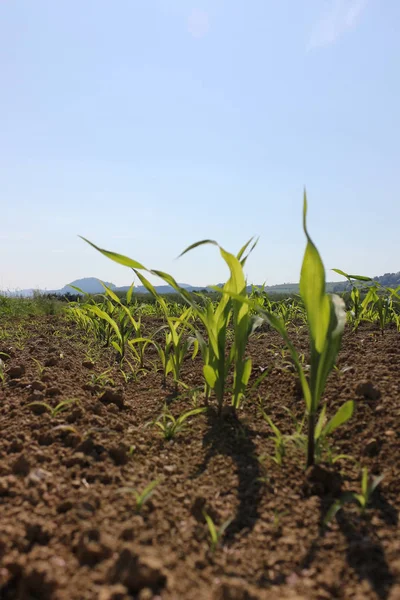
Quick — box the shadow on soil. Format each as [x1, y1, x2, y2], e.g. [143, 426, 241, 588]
[300, 489, 397, 599]
[191, 408, 263, 542]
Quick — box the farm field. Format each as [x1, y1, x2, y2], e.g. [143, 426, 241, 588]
[0, 313, 399, 600]
[1, 215, 400, 600]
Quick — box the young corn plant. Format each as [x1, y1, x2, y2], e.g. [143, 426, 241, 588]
[292, 401, 355, 465]
[32, 358, 47, 380]
[177, 239, 261, 411]
[150, 405, 207, 440]
[27, 398, 79, 418]
[286, 196, 351, 466]
[203, 510, 233, 553]
[332, 269, 372, 330]
[124, 271, 197, 390]
[232, 193, 352, 467]
[100, 283, 152, 367]
[0, 358, 6, 384]
[324, 468, 384, 524]
[119, 479, 161, 513]
[150, 307, 197, 391]
[259, 410, 290, 466]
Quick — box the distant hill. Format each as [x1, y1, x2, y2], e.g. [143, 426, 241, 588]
[59, 278, 116, 295]
[2, 271, 399, 298]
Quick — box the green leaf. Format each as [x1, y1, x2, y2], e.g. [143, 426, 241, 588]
[178, 239, 218, 258]
[101, 282, 122, 305]
[314, 404, 327, 440]
[176, 407, 208, 425]
[86, 305, 122, 343]
[324, 492, 357, 525]
[332, 269, 372, 282]
[80, 237, 146, 269]
[69, 284, 87, 295]
[300, 191, 330, 354]
[322, 401, 354, 437]
[203, 510, 218, 546]
[126, 282, 135, 304]
[203, 365, 217, 389]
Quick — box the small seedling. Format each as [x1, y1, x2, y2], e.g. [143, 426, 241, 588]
[151, 406, 207, 440]
[0, 358, 6, 384]
[324, 467, 384, 525]
[119, 479, 161, 512]
[32, 358, 47, 379]
[90, 368, 115, 387]
[203, 510, 233, 553]
[259, 410, 290, 466]
[27, 398, 79, 418]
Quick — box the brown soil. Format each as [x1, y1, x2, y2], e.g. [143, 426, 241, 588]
[0, 316, 399, 600]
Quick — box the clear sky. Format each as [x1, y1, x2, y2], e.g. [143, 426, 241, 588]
[1, 0, 399, 291]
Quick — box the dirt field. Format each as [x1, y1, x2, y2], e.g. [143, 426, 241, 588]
[0, 315, 399, 600]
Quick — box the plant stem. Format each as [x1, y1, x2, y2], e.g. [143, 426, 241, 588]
[307, 413, 315, 467]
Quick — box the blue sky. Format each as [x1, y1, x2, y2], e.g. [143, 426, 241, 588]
[1, 0, 399, 290]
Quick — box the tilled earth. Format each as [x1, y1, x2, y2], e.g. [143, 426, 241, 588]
[0, 315, 399, 600]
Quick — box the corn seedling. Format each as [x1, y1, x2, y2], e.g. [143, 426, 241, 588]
[125, 272, 197, 390]
[89, 368, 115, 387]
[27, 398, 79, 418]
[259, 410, 290, 466]
[119, 479, 161, 512]
[0, 358, 6, 384]
[324, 468, 384, 525]
[151, 405, 207, 440]
[291, 400, 355, 464]
[203, 510, 233, 553]
[32, 357, 47, 379]
[237, 194, 350, 467]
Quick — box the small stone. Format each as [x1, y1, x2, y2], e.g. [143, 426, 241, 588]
[163, 465, 176, 474]
[82, 360, 95, 369]
[108, 547, 167, 593]
[138, 589, 154, 600]
[385, 429, 396, 437]
[76, 529, 112, 567]
[75, 437, 95, 455]
[99, 585, 130, 600]
[27, 468, 52, 485]
[57, 500, 74, 514]
[8, 439, 24, 453]
[8, 364, 25, 379]
[12, 454, 31, 476]
[45, 356, 59, 367]
[46, 386, 62, 397]
[31, 380, 46, 391]
[99, 388, 124, 410]
[109, 444, 129, 466]
[364, 438, 381, 457]
[29, 402, 48, 415]
[63, 453, 90, 468]
[355, 380, 381, 401]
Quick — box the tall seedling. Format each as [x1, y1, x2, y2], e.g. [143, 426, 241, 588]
[238, 193, 351, 467]
[156, 238, 259, 412]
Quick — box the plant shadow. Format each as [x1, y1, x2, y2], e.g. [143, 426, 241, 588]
[300, 488, 397, 600]
[191, 407, 263, 543]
